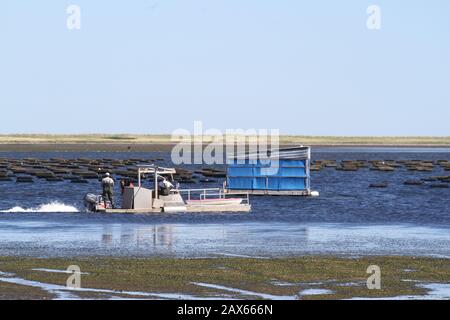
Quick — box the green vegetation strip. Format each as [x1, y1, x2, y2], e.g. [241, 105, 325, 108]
[0, 256, 449, 300]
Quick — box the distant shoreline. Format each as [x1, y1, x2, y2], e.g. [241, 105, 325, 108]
[0, 134, 449, 152]
[0, 143, 449, 152]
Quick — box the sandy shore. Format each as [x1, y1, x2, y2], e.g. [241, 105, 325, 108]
[0, 134, 450, 152]
[0, 143, 450, 152]
[0, 143, 176, 152]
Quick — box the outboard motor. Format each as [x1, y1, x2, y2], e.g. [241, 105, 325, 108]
[84, 193, 99, 212]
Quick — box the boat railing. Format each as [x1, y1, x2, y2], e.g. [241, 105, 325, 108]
[177, 188, 250, 204]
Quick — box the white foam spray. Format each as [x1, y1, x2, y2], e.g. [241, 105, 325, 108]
[0, 201, 79, 213]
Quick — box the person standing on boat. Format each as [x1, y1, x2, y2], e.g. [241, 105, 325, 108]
[102, 172, 115, 208]
[120, 178, 134, 195]
[158, 177, 173, 196]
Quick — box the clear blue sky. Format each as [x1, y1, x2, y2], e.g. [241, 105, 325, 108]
[0, 0, 449, 135]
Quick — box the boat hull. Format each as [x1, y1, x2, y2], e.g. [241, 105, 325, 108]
[101, 204, 251, 214]
[185, 198, 243, 206]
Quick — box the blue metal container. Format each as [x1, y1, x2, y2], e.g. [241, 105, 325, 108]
[226, 146, 311, 195]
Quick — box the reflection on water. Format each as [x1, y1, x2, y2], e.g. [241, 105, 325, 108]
[102, 226, 113, 245]
[101, 225, 176, 249]
[1, 217, 448, 258]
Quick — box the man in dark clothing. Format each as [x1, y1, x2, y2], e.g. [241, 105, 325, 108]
[101, 172, 115, 208]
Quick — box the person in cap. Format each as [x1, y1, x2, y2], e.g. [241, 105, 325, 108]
[101, 172, 115, 208]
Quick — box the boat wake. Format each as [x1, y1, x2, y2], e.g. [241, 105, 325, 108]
[0, 201, 79, 213]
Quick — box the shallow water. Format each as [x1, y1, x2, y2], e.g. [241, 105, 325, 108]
[0, 220, 449, 257]
[0, 147, 449, 258]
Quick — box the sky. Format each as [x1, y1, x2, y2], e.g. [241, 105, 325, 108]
[0, 0, 449, 136]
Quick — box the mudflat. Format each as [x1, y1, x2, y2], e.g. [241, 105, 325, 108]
[1, 256, 449, 300]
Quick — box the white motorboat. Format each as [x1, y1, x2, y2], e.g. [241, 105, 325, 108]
[84, 165, 250, 214]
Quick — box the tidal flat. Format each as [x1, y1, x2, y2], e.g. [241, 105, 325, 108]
[0, 256, 449, 300]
